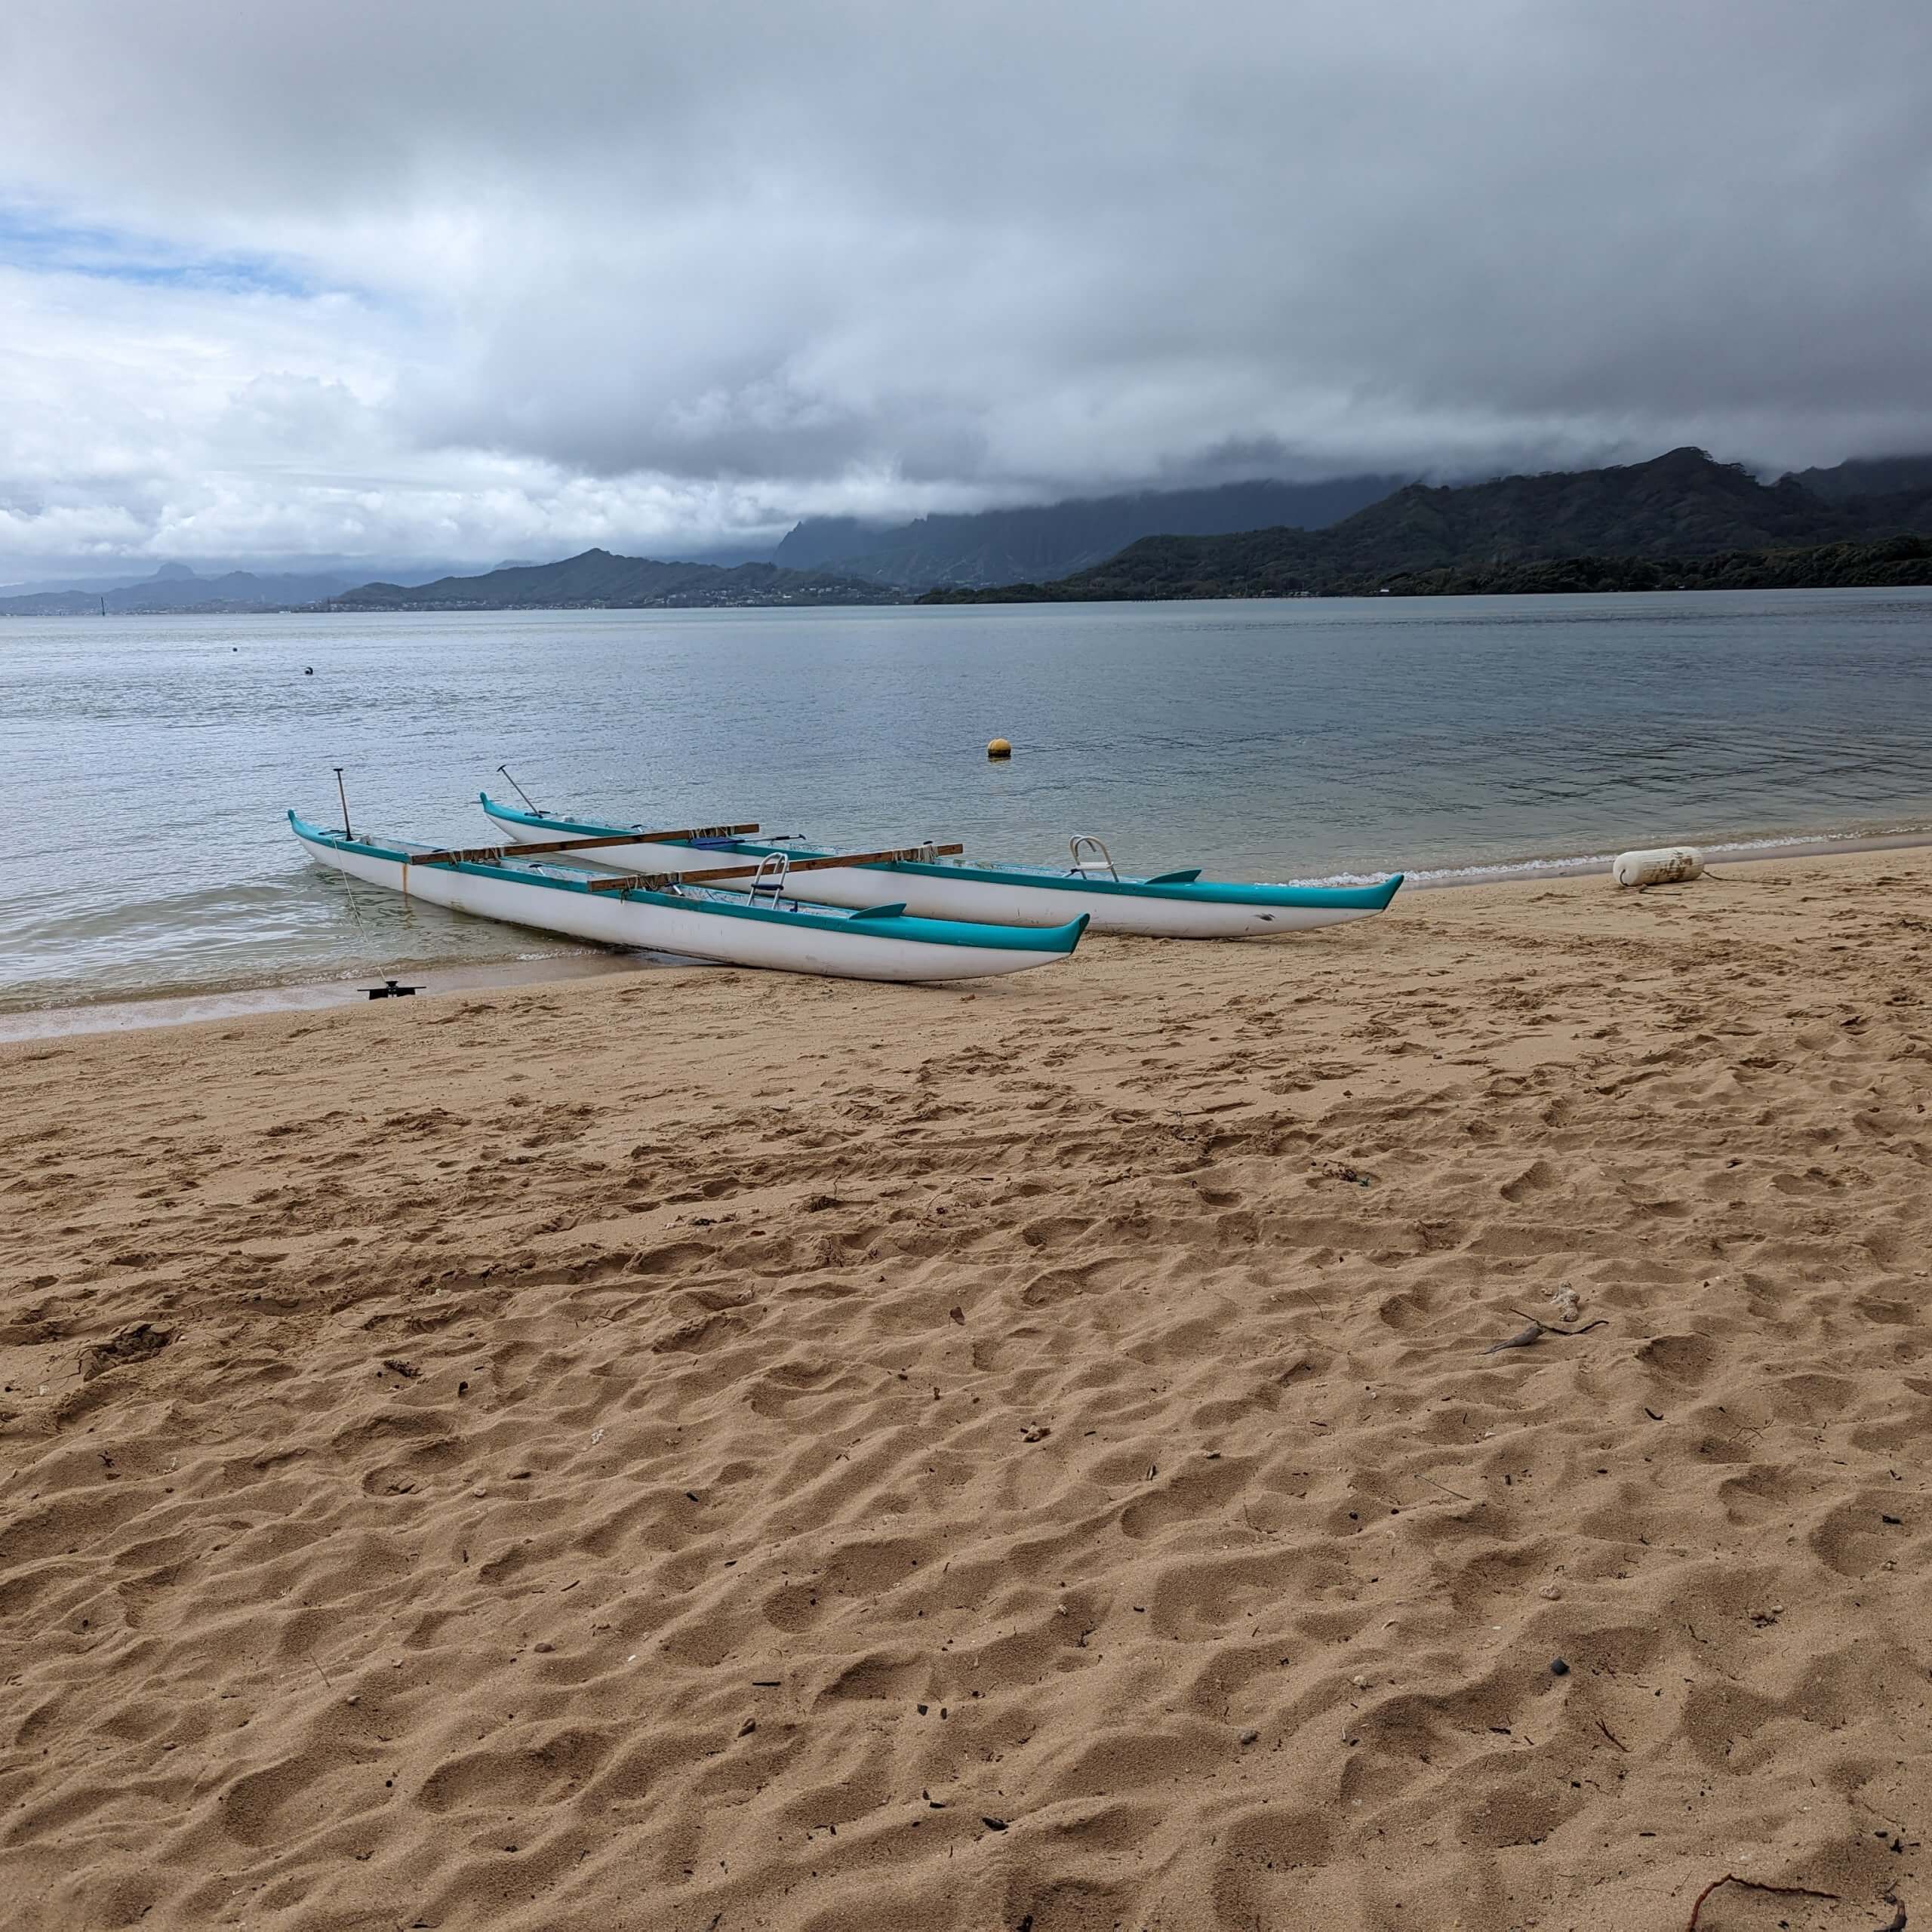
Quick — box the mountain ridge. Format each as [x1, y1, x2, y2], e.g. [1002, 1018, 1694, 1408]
[326, 549, 901, 610]
[14, 449, 1932, 617]
[773, 475, 1408, 589]
[1783, 454, 1932, 504]
[0, 563, 379, 617]
[919, 449, 1932, 601]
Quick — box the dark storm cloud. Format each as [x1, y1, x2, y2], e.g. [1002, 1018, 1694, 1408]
[2, 0, 1930, 564]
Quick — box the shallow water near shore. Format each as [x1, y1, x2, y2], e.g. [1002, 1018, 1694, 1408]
[4, 586, 1931, 1014]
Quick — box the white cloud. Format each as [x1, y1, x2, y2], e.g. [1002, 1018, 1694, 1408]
[2, 0, 1930, 570]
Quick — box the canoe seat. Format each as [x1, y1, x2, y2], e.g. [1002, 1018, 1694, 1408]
[748, 851, 792, 901]
[1069, 834, 1118, 881]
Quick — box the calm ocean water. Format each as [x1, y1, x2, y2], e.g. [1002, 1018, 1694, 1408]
[4, 589, 1931, 1014]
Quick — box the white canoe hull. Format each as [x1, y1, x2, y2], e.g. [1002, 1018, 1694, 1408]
[700, 867, 1373, 937]
[292, 820, 1081, 983]
[481, 801, 1400, 939]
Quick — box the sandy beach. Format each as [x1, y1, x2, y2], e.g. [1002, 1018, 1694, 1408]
[4, 847, 1928, 1931]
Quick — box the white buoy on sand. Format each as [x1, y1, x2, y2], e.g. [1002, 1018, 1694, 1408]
[1612, 846, 1705, 888]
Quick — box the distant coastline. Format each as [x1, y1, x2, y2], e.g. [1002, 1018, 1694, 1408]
[921, 533, 1932, 603]
[10, 446, 1932, 615]
[318, 549, 904, 614]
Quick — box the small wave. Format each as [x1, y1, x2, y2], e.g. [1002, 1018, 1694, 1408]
[1285, 820, 1932, 891]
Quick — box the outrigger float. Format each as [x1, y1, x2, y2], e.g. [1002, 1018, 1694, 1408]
[478, 792, 1404, 940]
[289, 813, 1087, 984]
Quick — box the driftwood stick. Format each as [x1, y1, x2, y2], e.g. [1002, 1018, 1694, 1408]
[1508, 1306, 1610, 1337]
[1482, 1311, 1610, 1355]
[1684, 1873, 1839, 1931]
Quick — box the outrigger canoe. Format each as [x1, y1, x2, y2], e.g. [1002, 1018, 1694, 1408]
[290, 814, 1086, 983]
[478, 792, 1403, 940]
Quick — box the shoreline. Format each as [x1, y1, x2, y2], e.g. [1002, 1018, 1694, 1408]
[9, 823, 1932, 1041]
[1395, 821, 1932, 890]
[0, 949, 669, 1044]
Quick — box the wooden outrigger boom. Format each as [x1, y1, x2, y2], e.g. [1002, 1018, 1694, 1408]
[576, 842, 966, 894]
[408, 829, 964, 892]
[408, 822, 761, 867]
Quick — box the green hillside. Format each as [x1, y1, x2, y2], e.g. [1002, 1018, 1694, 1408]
[921, 450, 1932, 601]
[330, 549, 900, 610]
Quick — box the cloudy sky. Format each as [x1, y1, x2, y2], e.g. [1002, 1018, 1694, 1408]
[3, 0, 1930, 575]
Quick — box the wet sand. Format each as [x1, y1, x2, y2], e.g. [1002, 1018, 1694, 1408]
[3, 848, 1928, 1930]
[0, 951, 660, 1045]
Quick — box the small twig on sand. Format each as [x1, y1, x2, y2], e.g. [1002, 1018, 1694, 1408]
[1482, 1310, 1609, 1355]
[1685, 1874, 1839, 1931]
[1872, 1899, 1908, 1932]
[1508, 1306, 1608, 1337]
[307, 1652, 333, 1690]
[1593, 1716, 1628, 1752]
[1417, 1473, 1475, 1503]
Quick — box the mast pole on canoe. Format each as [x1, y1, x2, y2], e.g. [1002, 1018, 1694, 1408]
[334, 766, 353, 839]
[498, 764, 542, 814]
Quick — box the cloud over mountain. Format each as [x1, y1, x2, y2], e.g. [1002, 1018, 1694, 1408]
[3, 0, 1930, 570]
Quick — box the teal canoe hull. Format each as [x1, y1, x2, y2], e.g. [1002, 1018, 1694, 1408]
[478, 795, 1403, 938]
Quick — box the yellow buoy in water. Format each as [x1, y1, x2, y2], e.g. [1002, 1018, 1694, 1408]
[986, 737, 1012, 759]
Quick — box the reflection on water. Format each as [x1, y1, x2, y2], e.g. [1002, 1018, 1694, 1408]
[4, 589, 1930, 1011]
